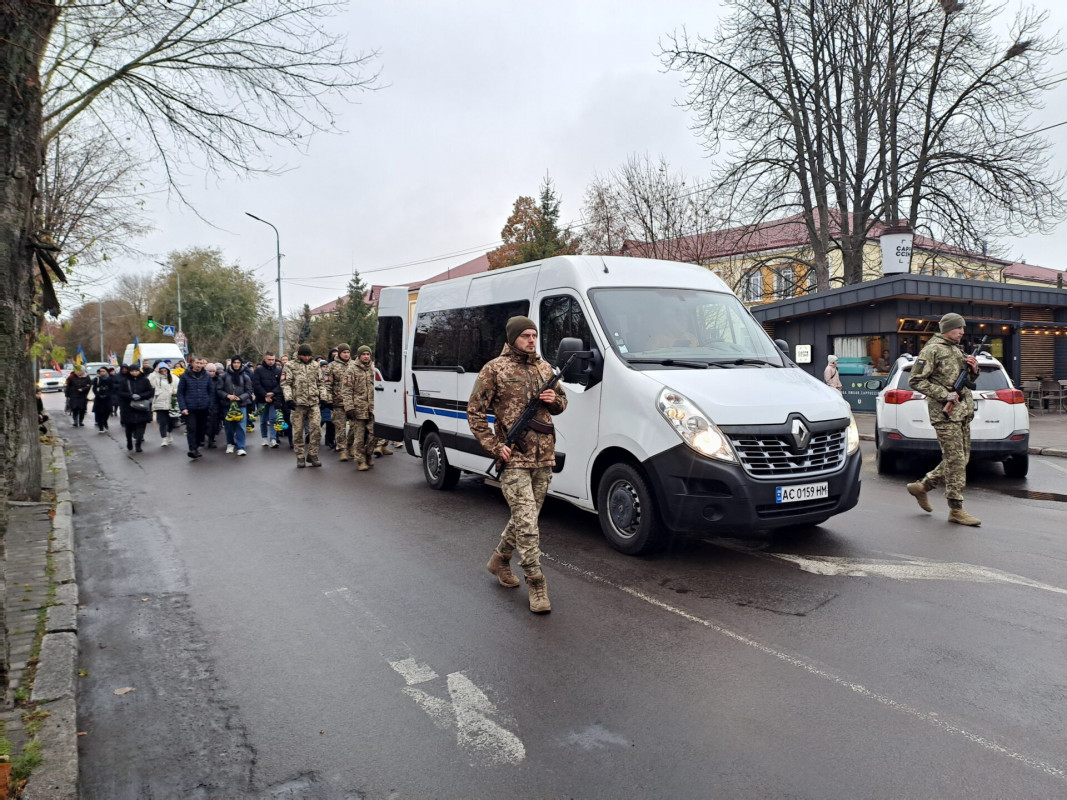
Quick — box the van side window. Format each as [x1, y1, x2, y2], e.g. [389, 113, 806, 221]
[413, 310, 461, 368]
[376, 316, 403, 382]
[414, 301, 530, 372]
[458, 300, 531, 374]
[540, 295, 593, 381]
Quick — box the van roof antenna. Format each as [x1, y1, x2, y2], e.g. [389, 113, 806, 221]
[600, 256, 609, 274]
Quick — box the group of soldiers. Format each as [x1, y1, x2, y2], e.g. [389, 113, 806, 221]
[281, 342, 384, 470]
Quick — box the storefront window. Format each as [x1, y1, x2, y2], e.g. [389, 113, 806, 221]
[832, 335, 891, 374]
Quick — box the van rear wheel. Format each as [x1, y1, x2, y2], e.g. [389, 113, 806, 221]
[596, 463, 665, 555]
[422, 431, 460, 490]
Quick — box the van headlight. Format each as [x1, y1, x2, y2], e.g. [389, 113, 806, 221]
[656, 387, 736, 462]
[846, 412, 860, 455]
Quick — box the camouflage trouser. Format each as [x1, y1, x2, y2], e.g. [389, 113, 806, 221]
[922, 418, 971, 501]
[292, 405, 321, 460]
[350, 417, 375, 465]
[498, 466, 552, 577]
[334, 404, 351, 451]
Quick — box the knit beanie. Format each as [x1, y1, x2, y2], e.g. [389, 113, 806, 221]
[336, 343, 351, 354]
[297, 344, 312, 356]
[356, 345, 372, 356]
[506, 315, 537, 345]
[939, 313, 965, 333]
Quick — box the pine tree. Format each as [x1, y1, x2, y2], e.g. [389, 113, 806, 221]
[335, 271, 377, 350]
[297, 303, 313, 344]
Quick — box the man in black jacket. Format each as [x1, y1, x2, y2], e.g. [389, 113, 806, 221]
[252, 352, 284, 449]
[177, 356, 214, 459]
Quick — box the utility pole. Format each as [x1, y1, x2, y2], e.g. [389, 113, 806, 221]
[98, 300, 104, 361]
[245, 212, 284, 356]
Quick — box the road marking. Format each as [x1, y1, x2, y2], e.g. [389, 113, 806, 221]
[766, 553, 1067, 596]
[1038, 457, 1067, 476]
[324, 588, 526, 766]
[545, 556, 1067, 785]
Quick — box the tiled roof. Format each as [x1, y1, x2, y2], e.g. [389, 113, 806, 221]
[407, 253, 490, 290]
[1004, 261, 1064, 283]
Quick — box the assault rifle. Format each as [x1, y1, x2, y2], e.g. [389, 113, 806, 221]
[944, 335, 988, 416]
[489, 341, 590, 479]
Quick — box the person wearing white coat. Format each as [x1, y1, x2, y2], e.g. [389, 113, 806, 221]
[149, 363, 178, 445]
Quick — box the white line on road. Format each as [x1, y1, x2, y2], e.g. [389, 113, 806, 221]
[766, 553, 1067, 596]
[545, 555, 1067, 785]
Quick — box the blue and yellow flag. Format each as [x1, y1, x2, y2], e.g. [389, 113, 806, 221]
[131, 336, 141, 367]
[75, 346, 85, 368]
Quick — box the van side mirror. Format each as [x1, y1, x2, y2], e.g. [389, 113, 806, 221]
[775, 339, 789, 354]
[555, 337, 593, 383]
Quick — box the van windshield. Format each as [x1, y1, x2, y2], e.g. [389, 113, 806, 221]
[589, 287, 785, 367]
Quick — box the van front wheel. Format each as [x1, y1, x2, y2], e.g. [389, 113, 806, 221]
[596, 463, 664, 555]
[423, 431, 460, 490]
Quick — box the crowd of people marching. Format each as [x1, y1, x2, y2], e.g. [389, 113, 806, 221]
[59, 344, 393, 463]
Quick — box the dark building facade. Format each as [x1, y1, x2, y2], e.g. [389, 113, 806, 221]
[751, 275, 1067, 410]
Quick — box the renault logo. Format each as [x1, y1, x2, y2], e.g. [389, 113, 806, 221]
[790, 419, 811, 452]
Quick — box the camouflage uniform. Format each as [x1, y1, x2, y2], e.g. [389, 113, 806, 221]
[281, 358, 326, 461]
[468, 344, 567, 577]
[341, 359, 376, 467]
[324, 356, 353, 455]
[908, 333, 975, 503]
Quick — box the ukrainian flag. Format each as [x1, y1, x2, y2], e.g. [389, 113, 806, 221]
[132, 336, 141, 367]
[75, 346, 85, 368]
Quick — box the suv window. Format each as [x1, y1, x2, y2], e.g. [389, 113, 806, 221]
[898, 364, 1008, 391]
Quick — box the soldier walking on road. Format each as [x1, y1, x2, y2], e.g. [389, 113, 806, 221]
[467, 316, 567, 613]
[342, 345, 377, 471]
[905, 313, 981, 526]
[325, 344, 353, 460]
[282, 344, 326, 468]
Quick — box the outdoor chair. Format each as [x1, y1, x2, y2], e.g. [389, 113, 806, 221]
[1021, 380, 1043, 411]
[1040, 380, 1064, 413]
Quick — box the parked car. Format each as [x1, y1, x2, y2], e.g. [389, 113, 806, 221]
[37, 368, 66, 392]
[874, 353, 1029, 477]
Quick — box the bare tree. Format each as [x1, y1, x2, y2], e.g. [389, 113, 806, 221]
[660, 0, 1063, 288]
[1, 0, 378, 500]
[581, 154, 721, 263]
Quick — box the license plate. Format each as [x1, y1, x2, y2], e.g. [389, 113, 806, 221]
[776, 482, 829, 503]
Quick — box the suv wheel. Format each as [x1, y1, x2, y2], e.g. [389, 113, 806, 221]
[875, 427, 896, 475]
[1003, 453, 1029, 478]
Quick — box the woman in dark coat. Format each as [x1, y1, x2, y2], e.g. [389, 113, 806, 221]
[113, 365, 129, 424]
[90, 367, 113, 432]
[118, 364, 155, 452]
[64, 367, 92, 427]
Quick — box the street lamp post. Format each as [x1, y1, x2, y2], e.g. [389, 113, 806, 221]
[154, 260, 183, 334]
[98, 300, 104, 362]
[245, 212, 284, 356]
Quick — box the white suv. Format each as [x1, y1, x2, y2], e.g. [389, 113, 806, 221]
[874, 353, 1029, 477]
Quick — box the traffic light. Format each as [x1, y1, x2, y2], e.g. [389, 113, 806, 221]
[146, 316, 156, 330]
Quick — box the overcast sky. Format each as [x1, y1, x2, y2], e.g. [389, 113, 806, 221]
[96, 0, 1067, 317]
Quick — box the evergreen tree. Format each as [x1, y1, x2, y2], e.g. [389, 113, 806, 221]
[297, 303, 313, 344]
[488, 174, 581, 270]
[335, 271, 377, 350]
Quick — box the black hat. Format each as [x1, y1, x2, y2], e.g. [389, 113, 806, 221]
[297, 344, 313, 356]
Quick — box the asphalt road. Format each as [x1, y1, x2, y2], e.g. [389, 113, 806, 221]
[53, 394, 1067, 799]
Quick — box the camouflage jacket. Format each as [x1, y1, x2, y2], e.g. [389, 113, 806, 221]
[342, 360, 375, 419]
[281, 359, 326, 407]
[909, 334, 975, 423]
[467, 344, 567, 469]
[323, 358, 352, 405]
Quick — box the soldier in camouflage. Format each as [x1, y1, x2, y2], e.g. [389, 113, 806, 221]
[281, 344, 326, 468]
[468, 315, 567, 613]
[342, 345, 376, 471]
[906, 312, 981, 526]
[325, 344, 353, 460]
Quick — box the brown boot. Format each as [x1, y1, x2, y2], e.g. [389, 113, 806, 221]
[296, 457, 306, 468]
[525, 573, 551, 613]
[486, 550, 519, 588]
[339, 449, 350, 462]
[948, 504, 981, 526]
[906, 481, 932, 512]
[357, 461, 369, 472]
[377, 444, 393, 455]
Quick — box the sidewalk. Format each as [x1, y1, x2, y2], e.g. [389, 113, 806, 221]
[853, 410, 1067, 458]
[1, 427, 79, 799]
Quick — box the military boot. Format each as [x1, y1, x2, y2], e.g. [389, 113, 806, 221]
[297, 457, 306, 468]
[486, 550, 520, 588]
[339, 448, 350, 462]
[948, 501, 980, 526]
[906, 481, 933, 512]
[356, 458, 369, 471]
[377, 443, 394, 456]
[525, 573, 551, 613]
[309, 455, 322, 467]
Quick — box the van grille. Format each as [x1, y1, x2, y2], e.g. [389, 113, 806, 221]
[729, 429, 846, 479]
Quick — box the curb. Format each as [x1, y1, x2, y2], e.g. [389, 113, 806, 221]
[22, 437, 79, 800]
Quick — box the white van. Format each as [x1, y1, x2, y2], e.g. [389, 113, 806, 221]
[374, 255, 862, 553]
[121, 342, 186, 368]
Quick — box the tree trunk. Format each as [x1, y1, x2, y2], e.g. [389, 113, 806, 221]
[1, 3, 60, 503]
